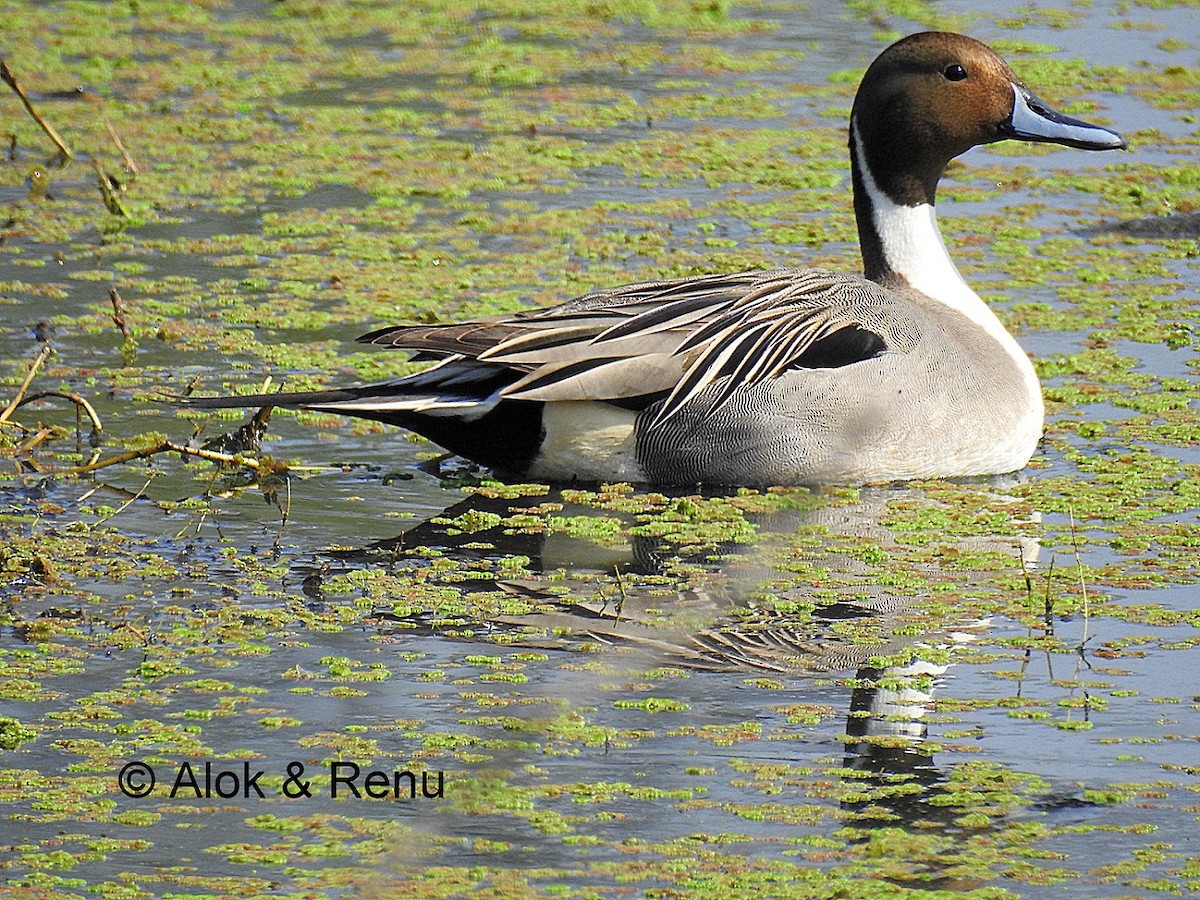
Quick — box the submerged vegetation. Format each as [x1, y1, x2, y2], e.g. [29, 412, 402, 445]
[1, 0, 1199, 897]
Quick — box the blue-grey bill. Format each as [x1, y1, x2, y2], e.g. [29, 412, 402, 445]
[1002, 84, 1126, 151]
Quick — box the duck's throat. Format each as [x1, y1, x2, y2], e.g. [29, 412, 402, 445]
[850, 119, 978, 312]
[848, 118, 1041, 415]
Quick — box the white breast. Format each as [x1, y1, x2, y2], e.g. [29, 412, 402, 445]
[529, 402, 647, 482]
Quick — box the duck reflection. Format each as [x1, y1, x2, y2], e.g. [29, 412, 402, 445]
[286, 478, 1045, 876]
[306, 480, 1037, 767]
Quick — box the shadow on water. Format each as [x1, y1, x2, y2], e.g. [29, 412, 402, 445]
[1076, 210, 1200, 240]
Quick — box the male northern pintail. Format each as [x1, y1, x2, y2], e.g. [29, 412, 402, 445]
[186, 32, 1125, 485]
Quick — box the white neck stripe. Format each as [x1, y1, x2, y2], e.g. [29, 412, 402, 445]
[852, 119, 1005, 341]
[849, 118, 1041, 420]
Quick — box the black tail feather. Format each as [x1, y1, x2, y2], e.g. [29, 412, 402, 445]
[171, 384, 548, 476]
[171, 384, 407, 410]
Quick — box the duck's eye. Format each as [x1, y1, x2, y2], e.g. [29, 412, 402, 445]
[943, 64, 968, 82]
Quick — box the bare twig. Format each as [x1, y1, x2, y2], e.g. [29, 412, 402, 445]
[273, 473, 293, 546]
[612, 563, 627, 621]
[108, 287, 132, 341]
[102, 115, 139, 175]
[0, 61, 73, 159]
[16, 425, 61, 454]
[92, 159, 129, 218]
[60, 438, 267, 475]
[1068, 509, 1091, 658]
[91, 476, 153, 526]
[1043, 555, 1056, 637]
[108, 286, 138, 364]
[0, 342, 53, 424]
[14, 390, 104, 442]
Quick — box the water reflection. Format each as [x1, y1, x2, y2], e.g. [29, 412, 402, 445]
[318, 481, 1034, 666]
[299, 479, 1039, 837]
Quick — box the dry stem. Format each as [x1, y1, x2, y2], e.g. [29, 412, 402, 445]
[0, 60, 73, 159]
[13, 389, 104, 438]
[109, 287, 132, 341]
[92, 159, 130, 217]
[103, 115, 139, 175]
[0, 342, 53, 424]
[62, 439, 266, 475]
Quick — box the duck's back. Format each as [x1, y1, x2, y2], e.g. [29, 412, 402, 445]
[610, 276, 1039, 485]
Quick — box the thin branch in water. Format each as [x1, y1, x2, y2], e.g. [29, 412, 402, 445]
[16, 425, 61, 455]
[92, 159, 130, 218]
[1043, 555, 1056, 637]
[108, 286, 132, 341]
[180, 373, 205, 397]
[108, 286, 138, 364]
[103, 115, 139, 175]
[273, 472, 293, 547]
[1019, 547, 1034, 608]
[12, 390, 103, 444]
[1068, 509, 1091, 663]
[59, 438, 267, 475]
[0, 342, 53, 424]
[612, 563, 627, 621]
[175, 498, 213, 541]
[91, 477, 153, 527]
[0, 60, 73, 159]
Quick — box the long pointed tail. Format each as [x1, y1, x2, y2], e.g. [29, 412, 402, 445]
[168, 363, 544, 474]
[173, 384, 396, 411]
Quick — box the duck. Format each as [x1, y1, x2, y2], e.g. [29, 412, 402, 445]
[184, 32, 1125, 486]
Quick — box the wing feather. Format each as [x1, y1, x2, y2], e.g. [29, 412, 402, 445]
[349, 268, 900, 418]
[505, 354, 686, 402]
